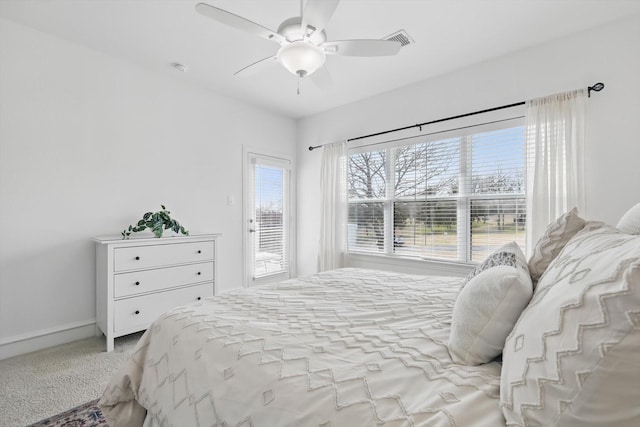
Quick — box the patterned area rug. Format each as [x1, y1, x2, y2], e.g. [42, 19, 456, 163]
[27, 399, 108, 426]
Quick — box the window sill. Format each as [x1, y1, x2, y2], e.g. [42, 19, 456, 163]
[345, 252, 474, 277]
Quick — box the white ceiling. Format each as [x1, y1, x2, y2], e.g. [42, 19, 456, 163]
[2, 0, 640, 119]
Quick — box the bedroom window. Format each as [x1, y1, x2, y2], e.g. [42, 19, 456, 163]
[347, 119, 525, 262]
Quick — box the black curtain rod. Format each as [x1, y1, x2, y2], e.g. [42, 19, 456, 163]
[308, 82, 605, 151]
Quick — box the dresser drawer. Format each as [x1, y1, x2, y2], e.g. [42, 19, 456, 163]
[114, 262, 214, 298]
[113, 283, 213, 333]
[114, 241, 214, 272]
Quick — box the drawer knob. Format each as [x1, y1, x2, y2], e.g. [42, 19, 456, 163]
[135, 256, 140, 260]
[197, 250, 202, 254]
[135, 281, 140, 286]
[197, 272, 202, 276]
[135, 310, 140, 315]
[197, 297, 202, 301]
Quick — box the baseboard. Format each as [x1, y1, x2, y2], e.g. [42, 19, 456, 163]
[0, 319, 97, 361]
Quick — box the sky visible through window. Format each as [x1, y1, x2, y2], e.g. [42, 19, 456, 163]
[255, 165, 283, 211]
[473, 127, 525, 173]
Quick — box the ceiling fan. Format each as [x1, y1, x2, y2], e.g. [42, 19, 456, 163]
[195, 0, 402, 87]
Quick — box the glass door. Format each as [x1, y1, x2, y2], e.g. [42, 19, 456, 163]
[246, 153, 291, 286]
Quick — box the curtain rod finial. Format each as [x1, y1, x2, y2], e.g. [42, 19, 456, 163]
[588, 82, 605, 97]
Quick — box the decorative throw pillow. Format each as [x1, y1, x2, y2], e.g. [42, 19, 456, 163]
[527, 207, 585, 284]
[616, 202, 640, 234]
[463, 241, 528, 286]
[449, 264, 533, 366]
[500, 226, 640, 427]
[449, 242, 532, 365]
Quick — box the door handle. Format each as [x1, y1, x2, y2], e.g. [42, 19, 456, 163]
[249, 229, 256, 233]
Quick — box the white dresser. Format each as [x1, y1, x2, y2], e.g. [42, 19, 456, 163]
[93, 233, 220, 351]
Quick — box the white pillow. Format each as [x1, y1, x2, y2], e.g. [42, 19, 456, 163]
[616, 202, 640, 234]
[500, 226, 640, 426]
[449, 242, 532, 366]
[528, 207, 585, 284]
[449, 265, 532, 366]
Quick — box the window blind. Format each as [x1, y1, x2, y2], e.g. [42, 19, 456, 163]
[469, 127, 525, 260]
[347, 119, 526, 262]
[253, 163, 289, 278]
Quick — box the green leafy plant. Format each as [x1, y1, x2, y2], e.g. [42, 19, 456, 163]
[122, 205, 189, 239]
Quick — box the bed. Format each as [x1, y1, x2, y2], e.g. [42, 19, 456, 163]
[100, 204, 640, 427]
[99, 268, 504, 426]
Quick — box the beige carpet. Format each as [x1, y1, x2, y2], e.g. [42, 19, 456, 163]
[0, 332, 142, 427]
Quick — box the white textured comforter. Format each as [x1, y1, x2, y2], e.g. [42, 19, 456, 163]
[99, 268, 505, 427]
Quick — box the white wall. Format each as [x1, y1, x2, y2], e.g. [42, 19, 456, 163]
[297, 15, 640, 277]
[0, 18, 296, 358]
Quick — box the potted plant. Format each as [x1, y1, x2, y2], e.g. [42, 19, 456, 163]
[122, 205, 189, 239]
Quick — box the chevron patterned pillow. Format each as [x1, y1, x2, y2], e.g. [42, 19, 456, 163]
[500, 226, 640, 426]
[527, 207, 585, 285]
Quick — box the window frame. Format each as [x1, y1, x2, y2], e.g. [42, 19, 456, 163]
[346, 116, 526, 264]
[242, 146, 296, 288]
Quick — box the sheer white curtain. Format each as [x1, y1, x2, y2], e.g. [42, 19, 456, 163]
[525, 89, 586, 254]
[318, 141, 347, 271]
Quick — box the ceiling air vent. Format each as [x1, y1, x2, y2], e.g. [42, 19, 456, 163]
[384, 30, 413, 48]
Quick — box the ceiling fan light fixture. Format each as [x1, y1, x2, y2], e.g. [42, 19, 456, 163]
[196, 1, 403, 82]
[277, 41, 326, 78]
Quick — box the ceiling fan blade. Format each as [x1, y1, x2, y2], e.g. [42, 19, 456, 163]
[310, 66, 332, 89]
[234, 55, 278, 77]
[196, 3, 285, 44]
[323, 39, 402, 57]
[301, 0, 340, 36]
